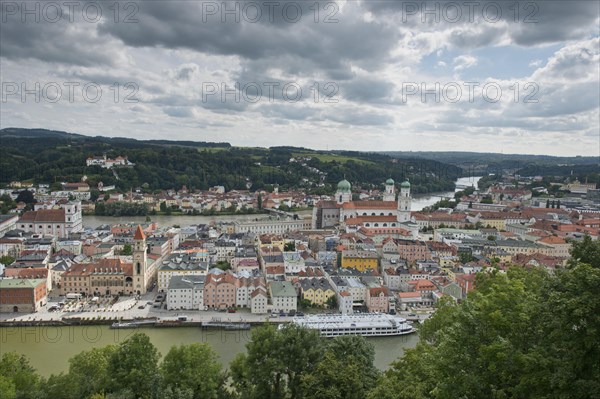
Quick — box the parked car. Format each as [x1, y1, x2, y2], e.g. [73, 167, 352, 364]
[138, 305, 145, 309]
[227, 308, 236, 313]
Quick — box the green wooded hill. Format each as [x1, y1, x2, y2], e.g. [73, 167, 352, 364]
[384, 150, 599, 182]
[0, 128, 461, 194]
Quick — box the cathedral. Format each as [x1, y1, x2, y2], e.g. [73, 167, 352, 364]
[312, 178, 413, 232]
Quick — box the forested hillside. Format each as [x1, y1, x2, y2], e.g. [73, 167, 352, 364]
[0, 128, 461, 194]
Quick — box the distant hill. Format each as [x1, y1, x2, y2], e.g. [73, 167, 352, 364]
[0, 128, 462, 194]
[0, 128, 231, 148]
[383, 151, 598, 168]
[0, 127, 87, 140]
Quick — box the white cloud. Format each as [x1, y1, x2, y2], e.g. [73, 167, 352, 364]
[453, 55, 478, 72]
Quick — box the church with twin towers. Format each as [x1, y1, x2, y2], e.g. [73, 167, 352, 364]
[312, 178, 414, 234]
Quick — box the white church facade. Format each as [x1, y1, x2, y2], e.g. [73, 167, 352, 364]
[312, 179, 416, 236]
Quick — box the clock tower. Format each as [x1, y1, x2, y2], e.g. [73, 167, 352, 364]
[133, 225, 148, 295]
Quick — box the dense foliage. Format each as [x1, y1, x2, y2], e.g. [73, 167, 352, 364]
[1, 128, 460, 194]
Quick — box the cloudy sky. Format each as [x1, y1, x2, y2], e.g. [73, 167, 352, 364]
[1, 0, 599, 156]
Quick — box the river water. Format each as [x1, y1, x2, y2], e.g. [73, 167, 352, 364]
[0, 325, 419, 377]
[0, 176, 479, 376]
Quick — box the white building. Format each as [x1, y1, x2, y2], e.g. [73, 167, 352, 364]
[0, 215, 18, 238]
[283, 251, 306, 274]
[166, 275, 205, 310]
[158, 253, 209, 291]
[269, 281, 297, 313]
[312, 178, 412, 229]
[250, 287, 268, 314]
[234, 218, 312, 234]
[17, 201, 83, 238]
[236, 276, 266, 308]
[338, 290, 353, 315]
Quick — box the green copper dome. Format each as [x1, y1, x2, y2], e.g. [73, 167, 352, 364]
[400, 179, 411, 188]
[337, 179, 351, 192]
[386, 178, 395, 185]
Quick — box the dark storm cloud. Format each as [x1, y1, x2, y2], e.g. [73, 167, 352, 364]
[95, 1, 399, 79]
[363, 0, 599, 47]
[0, 1, 128, 66]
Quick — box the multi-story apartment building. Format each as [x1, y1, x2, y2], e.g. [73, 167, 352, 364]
[341, 250, 378, 272]
[166, 275, 205, 310]
[204, 271, 237, 309]
[269, 281, 297, 313]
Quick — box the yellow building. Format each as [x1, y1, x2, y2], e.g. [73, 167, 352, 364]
[299, 278, 335, 306]
[259, 235, 286, 252]
[478, 216, 506, 230]
[341, 250, 379, 272]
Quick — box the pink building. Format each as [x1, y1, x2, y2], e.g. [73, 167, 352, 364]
[204, 272, 237, 309]
[367, 286, 389, 313]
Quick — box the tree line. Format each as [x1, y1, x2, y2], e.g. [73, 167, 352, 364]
[0, 133, 461, 194]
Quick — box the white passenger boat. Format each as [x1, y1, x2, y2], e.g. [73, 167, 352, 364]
[285, 313, 415, 337]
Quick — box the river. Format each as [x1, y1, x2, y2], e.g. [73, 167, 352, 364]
[0, 325, 419, 377]
[82, 176, 482, 228]
[411, 175, 481, 211]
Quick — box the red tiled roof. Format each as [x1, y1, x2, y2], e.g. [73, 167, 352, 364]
[4, 267, 48, 279]
[369, 286, 389, 296]
[20, 209, 65, 223]
[266, 265, 285, 275]
[342, 201, 397, 210]
[134, 225, 146, 240]
[64, 258, 133, 277]
[538, 236, 567, 245]
[398, 292, 421, 298]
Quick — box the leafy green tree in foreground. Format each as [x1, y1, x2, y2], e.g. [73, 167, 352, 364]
[299, 351, 365, 399]
[300, 335, 380, 399]
[0, 352, 42, 399]
[569, 234, 600, 268]
[230, 324, 378, 399]
[231, 324, 323, 399]
[160, 343, 225, 399]
[107, 333, 160, 399]
[68, 345, 116, 398]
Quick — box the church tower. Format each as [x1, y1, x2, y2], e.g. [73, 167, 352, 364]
[133, 225, 148, 295]
[383, 178, 395, 201]
[397, 180, 411, 223]
[335, 179, 352, 205]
